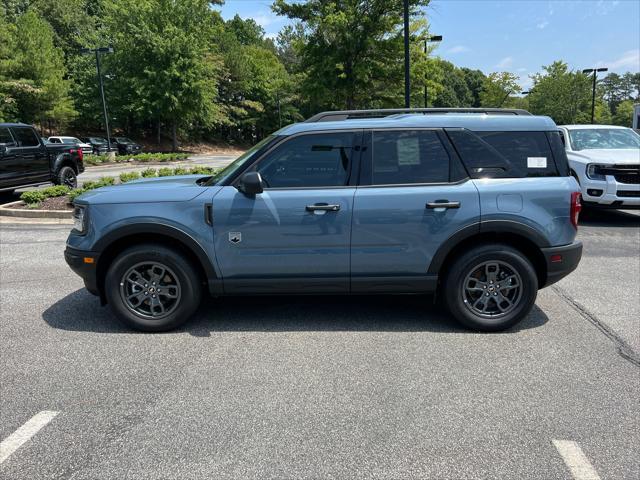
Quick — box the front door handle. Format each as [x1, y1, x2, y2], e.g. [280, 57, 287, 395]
[426, 200, 461, 209]
[306, 203, 341, 212]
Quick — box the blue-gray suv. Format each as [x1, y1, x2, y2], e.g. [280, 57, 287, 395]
[65, 109, 583, 332]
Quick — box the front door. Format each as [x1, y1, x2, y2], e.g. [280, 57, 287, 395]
[212, 130, 361, 294]
[351, 129, 481, 292]
[10, 127, 49, 183]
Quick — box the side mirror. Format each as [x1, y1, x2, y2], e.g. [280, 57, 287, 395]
[237, 171, 264, 196]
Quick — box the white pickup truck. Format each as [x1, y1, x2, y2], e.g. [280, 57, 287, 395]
[558, 125, 640, 209]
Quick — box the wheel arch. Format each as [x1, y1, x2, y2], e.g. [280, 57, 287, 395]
[429, 222, 549, 288]
[94, 223, 219, 303]
[53, 153, 77, 175]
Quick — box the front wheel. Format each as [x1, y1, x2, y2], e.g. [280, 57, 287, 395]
[443, 244, 538, 331]
[104, 244, 202, 332]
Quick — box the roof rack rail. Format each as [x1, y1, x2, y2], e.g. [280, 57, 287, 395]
[305, 108, 532, 122]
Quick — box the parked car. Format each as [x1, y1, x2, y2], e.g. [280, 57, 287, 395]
[0, 123, 85, 191]
[112, 137, 143, 155]
[65, 109, 582, 332]
[83, 136, 116, 155]
[48, 136, 93, 155]
[558, 125, 640, 209]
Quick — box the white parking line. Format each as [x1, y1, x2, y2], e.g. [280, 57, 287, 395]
[552, 439, 601, 480]
[0, 411, 59, 464]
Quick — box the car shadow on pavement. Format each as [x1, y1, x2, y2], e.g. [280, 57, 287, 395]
[579, 208, 640, 228]
[43, 289, 549, 335]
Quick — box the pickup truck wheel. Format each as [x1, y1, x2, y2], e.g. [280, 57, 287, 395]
[105, 245, 202, 332]
[56, 166, 77, 188]
[443, 244, 538, 332]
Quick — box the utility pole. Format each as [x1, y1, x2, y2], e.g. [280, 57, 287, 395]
[423, 35, 442, 107]
[582, 67, 608, 124]
[403, 0, 410, 108]
[80, 47, 114, 151]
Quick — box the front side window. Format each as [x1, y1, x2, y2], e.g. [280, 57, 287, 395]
[254, 132, 355, 188]
[0, 127, 15, 144]
[12, 128, 40, 147]
[371, 130, 450, 185]
[569, 128, 640, 151]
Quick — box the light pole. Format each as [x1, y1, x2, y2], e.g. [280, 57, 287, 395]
[81, 46, 114, 151]
[423, 35, 442, 107]
[403, 0, 410, 108]
[582, 67, 608, 124]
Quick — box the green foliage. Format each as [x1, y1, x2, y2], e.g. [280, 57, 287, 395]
[20, 190, 46, 204]
[119, 171, 141, 183]
[612, 99, 635, 127]
[172, 167, 188, 176]
[479, 72, 521, 108]
[157, 167, 174, 177]
[141, 168, 157, 178]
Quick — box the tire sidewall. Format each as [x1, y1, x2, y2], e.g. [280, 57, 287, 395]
[444, 245, 538, 331]
[105, 245, 201, 332]
[57, 165, 77, 188]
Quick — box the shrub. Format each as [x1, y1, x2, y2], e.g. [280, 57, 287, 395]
[41, 185, 71, 197]
[141, 168, 157, 178]
[172, 167, 188, 176]
[83, 154, 102, 166]
[119, 171, 141, 183]
[157, 167, 174, 177]
[20, 190, 46, 205]
[189, 166, 216, 175]
[68, 189, 86, 203]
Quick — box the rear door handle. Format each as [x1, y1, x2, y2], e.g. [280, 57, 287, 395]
[426, 201, 460, 209]
[306, 203, 341, 212]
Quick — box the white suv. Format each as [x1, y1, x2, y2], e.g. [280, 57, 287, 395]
[559, 125, 640, 209]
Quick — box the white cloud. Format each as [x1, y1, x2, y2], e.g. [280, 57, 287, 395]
[517, 67, 527, 73]
[253, 13, 276, 28]
[536, 20, 549, 29]
[446, 45, 470, 54]
[495, 56, 514, 69]
[596, 49, 640, 71]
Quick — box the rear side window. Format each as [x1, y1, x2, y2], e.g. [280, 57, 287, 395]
[475, 131, 558, 177]
[371, 130, 450, 184]
[0, 127, 15, 144]
[255, 132, 356, 188]
[12, 127, 40, 147]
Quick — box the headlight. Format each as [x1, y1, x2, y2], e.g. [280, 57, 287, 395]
[72, 205, 86, 234]
[586, 164, 606, 180]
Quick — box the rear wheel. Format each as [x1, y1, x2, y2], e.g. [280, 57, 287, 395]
[56, 165, 77, 188]
[443, 244, 538, 331]
[104, 244, 202, 332]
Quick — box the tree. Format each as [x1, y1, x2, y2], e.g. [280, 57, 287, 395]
[612, 99, 635, 127]
[272, 0, 431, 112]
[5, 9, 76, 128]
[527, 61, 591, 124]
[479, 72, 520, 108]
[431, 60, 472, 108]
[460, 68, 486, 107]
[104, 0, 224, 150]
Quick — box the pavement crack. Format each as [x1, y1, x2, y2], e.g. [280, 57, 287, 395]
[552, 285, 640, 367]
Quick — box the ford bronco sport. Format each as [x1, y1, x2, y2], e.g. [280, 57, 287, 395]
[65, 109, 583, 332]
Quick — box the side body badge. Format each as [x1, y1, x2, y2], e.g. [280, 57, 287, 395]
[229, 232, 242, 244]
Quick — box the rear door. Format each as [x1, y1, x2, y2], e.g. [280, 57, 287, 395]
[351, 129, 480, 292]
[0, 127, 20, 188]
[212, 131, 361, 294]
[10, 127, 49, 183]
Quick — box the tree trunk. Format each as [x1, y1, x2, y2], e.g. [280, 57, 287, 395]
[156, 119, 161, 146]
[171, 119, 177, 152]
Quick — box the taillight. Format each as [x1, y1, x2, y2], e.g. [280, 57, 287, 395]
[570, 191, 581, 229]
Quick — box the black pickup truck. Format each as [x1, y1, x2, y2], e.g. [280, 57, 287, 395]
[0, 123, 85, 193]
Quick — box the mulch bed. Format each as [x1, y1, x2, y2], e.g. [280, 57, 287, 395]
[12, 196, 73, 211]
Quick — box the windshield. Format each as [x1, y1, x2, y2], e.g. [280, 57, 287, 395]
[204, 135, 276, 186]
[61, 138, 78, 144]
[89, 137, 106, 143]
[115, 137, 133, 144]
[569, 128, 640, 151]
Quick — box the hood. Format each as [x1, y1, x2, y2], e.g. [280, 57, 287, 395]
[77, 175, 215, 205]
[568, 149, 640, 165]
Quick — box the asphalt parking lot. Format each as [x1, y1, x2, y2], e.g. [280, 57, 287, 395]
[0, 209, 638, 479]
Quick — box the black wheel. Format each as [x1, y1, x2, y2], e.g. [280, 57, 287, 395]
[56, 165, 77, 188]
[104, 244, 202, 332]
[443, 244, 538, 331]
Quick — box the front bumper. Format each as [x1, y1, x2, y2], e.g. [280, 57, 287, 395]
[579, 175, 640, 208]
[64, 246, 100, 296]
[540, 241, 583, 287]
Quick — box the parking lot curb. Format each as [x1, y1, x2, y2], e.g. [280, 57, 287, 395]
[0, 200, 73, 220]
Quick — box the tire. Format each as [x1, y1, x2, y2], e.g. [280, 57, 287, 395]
[104, 244, 202, 332]
[56, 165, 77, 188]
[442, 244, 538, 332]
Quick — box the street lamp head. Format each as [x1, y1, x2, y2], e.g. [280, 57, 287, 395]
[521, 91, 530, 95]
[596, 67, 608, 72]
[97, 46, 114, 54]
[79, 48, 92, 54]
[429, 35, 443, 42]
[582, 68, 594, 74]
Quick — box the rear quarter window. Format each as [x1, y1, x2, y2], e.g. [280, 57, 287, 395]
[0, 127, 15, 144]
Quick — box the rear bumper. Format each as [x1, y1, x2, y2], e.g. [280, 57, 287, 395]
[540, 241, 583, 287]
[64, 246, 99, 296]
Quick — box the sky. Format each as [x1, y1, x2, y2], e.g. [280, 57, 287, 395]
[217, 0, 640, 91]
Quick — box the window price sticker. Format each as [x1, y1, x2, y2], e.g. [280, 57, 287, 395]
[527, 157, 547, 168]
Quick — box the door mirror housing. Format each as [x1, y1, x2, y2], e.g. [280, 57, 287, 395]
[237, 171, 264, 196]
